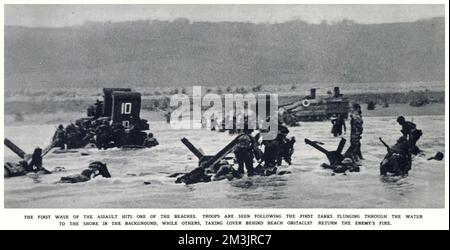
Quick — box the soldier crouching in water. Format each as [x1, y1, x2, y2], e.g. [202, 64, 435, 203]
[143, 133, 159, 148]
[345, 103, 364, 163]
[380, 136, 412, 176]
[58, 161, 111, 183]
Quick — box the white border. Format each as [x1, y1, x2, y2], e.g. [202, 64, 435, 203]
[0, 0, 448, 230]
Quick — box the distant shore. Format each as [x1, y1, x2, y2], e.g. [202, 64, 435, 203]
[4, 102, 444, 127]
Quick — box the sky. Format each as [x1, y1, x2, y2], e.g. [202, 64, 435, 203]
[4, 4, 445, 27]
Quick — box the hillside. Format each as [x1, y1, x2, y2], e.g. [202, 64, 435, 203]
[5, 17, 445, 91]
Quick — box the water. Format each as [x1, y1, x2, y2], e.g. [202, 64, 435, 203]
[3, 116, 445, 208]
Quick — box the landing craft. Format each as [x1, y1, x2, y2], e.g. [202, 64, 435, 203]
[53, 88, 158, 150]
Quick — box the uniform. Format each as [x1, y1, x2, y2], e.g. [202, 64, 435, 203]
[52, 125, 67, 149]
[380, 136, 412, 176]
[59, 162, 110, 183]
[397, 116, 422, 155]
[143, 134, 159, 148]
[348, 111, 363, 161]
[95, 123, 112, 149]
[331, 116, 346, 137]
[111, 123, 125, 147]
[234, 133, 257, 176]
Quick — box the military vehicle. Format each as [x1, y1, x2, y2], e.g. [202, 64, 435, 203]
[279, 87, 350, 124]
[54, 88, 156, 150]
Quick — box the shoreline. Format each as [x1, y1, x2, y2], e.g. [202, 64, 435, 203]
[4, 102, 444, 127]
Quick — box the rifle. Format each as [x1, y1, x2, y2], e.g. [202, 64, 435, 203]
[379, 137, 391, 152]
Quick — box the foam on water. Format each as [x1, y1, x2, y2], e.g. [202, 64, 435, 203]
[3, 116, 445, 208]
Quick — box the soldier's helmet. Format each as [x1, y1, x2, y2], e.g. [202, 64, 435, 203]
[341, 158, 353, 165]
[58, 124, 64, 129]
[397, 136, 408, 144]
[218, 159, 229, 166]
[397, 116, 405, 123]
[352, 103, 361, 111]
[88, 161, 111, 178]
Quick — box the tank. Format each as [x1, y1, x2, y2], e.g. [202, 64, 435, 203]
[279, 87, 350, 124]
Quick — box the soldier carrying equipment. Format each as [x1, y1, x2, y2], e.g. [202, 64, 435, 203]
[379, 137, 411, 176]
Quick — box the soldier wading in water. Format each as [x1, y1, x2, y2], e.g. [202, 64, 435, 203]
[346, 103, 364, 163]
[331, 114, 346, 137]
[396, 116, 423, 155]
[234, 129, 260, 176]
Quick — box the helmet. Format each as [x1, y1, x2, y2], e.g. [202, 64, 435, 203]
[341, 158, 353, 164]
[397, 136, 407, 144]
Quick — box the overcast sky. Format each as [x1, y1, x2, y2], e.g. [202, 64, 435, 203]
[5, 4, 445, 27]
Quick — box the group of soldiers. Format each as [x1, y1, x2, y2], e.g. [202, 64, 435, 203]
[174, 122, 295, 184]
[179, 100, 426, 183]
[379, 115, 423, 176]
[327, 103, 424, 176]
[232, 121, 295, 177]
[52, 119, 159, 150]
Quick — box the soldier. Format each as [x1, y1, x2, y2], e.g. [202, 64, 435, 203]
[4, 148, 51, 177]
[279, 136, 296, 165]
[52, 124, 67, 149]
[275, 121, 290, 166]
[380, 136, 412, 176]
[95, 120, 112, 150]
[321, 157, 360, 174]
[278, 121, 290, 138]
[331, 114, 346, 137]
[347, 104, 364, 161]
[234, 130, 258, 176]
[397, 116, 422, 155]
[143, 133, 159, 148]
[65, 123, 85, 148]
[111, 122, 125, 147]
[94, 99, 103, 118]
[212, 160, 241, 181]
[59, 161, 111, 183]
[262, 135, 281, 169]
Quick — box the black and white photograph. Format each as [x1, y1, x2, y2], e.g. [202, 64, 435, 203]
[1, 1, 448, 230]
